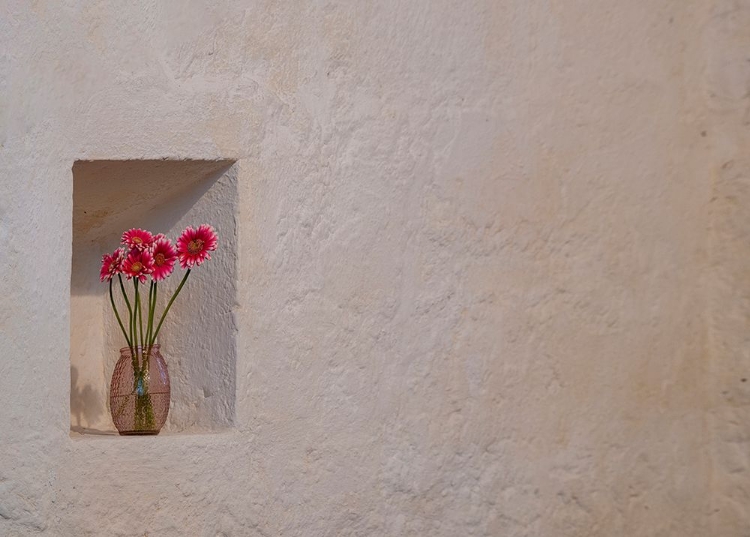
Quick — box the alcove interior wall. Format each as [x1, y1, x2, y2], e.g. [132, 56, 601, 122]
[70, 159, 238, 435]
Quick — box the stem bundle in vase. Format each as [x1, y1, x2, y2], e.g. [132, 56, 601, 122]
[100, 225, 218, 431]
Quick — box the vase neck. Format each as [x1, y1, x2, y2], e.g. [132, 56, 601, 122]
[120, 345, 161, 358]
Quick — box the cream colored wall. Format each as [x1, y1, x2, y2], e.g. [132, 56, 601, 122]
[707, 1, 750, 534]
[0, 1, 738, 535]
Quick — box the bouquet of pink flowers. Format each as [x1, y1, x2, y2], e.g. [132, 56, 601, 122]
[100, 225, 218, 356]
[101, 225, 217, 433]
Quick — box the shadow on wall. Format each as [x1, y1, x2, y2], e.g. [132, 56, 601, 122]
[70, 160, 232, 297]
[70, 365, 107, 434]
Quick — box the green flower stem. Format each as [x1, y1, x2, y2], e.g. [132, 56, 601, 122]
[148, 282, 158, 361]
[143, 281, 156, 369]
[145, 281, 154, 349]
[118, 275, 138, 379]
[132, 281, 138, 351]
[118, 275, 134, 356]
[152, 282, 158, 336]
[134, 280, 144, 353]
[150, 269, 190, 347]
[109, 279, 131, 348]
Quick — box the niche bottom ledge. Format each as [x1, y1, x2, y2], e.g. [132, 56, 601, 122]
[69, 427, 237, 441]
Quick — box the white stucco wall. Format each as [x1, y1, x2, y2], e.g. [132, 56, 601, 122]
[0, 1, 742, 535]
[707, 1, 750, 534]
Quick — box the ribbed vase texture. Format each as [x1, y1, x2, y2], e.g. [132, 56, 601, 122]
[109, 345, 170, 435]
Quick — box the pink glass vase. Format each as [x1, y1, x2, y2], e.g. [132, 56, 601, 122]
[109, 345, 170, 435]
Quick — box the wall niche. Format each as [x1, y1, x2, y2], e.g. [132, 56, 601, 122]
[70, 159, 238, 435]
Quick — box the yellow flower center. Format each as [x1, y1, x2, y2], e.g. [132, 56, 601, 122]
[131, 261, 143, 272]
[132, 237, 143, 245]
[187, 239, 204, 254]
[154, 253, 166, 266]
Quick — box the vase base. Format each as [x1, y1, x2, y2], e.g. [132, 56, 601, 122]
[118, 430, 161, 436]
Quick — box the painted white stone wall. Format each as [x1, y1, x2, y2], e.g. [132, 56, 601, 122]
[0, 1, 742, 535]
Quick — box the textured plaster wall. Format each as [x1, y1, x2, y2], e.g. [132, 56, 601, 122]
[707, 1, 750, 534]
[0, 1, 737, 535]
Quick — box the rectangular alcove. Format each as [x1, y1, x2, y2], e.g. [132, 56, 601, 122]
[70, 159, 238, 435]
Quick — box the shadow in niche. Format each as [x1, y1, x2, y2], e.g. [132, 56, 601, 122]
[70, 161, 234, 298]
[69, 365, 111, 434]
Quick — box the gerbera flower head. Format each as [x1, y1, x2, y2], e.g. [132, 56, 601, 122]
[121, 249, 154, 283]
[121, 228, 155, 251]
[100, 247, 126, 282]
[151, 237, 178, 281]
[177, 225, 218, 269]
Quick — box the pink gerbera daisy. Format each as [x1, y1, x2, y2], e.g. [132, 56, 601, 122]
[121, 249, 154, 283]
[177, 224, 218, 269]
[121, 228, 155, 251]
[151, 238, 178, 281]
[100, 247, 126, 282]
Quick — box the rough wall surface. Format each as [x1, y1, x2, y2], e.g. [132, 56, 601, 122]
[0, 1, 725, 535]
[707, 1, 750, 534]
